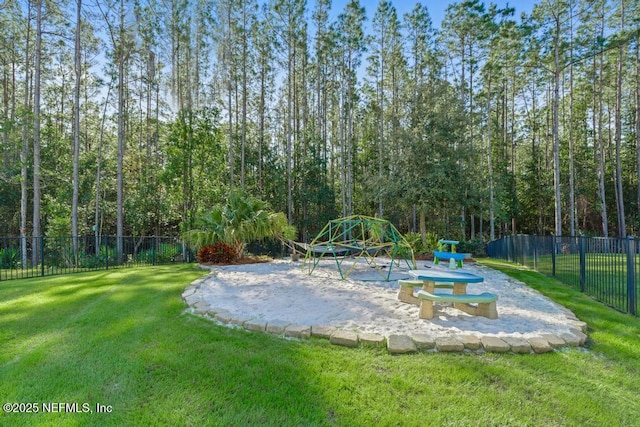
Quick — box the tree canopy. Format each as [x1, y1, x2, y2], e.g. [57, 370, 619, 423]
[1, 0, 639, 243]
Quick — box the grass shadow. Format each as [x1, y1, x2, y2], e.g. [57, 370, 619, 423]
[1, 262, 640, 425]
[0, 265, 338, 426]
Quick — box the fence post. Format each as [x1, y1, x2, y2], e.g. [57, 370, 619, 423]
[551, 234, 556, 277]
[152, 236, 157, 266]
[626, 236, 636, 316]
[40, 235, 45, 277]
[182, 240, 187, 263]
[579, 234, 585, 293]
[105, 235, 109, 270]
[533, 234, 538, 270]
[508, 235, 514, 263]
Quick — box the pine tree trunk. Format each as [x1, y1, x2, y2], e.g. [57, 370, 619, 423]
[378, 23, 384, 218]
[95, 81, 112, 256]
[614, 2, 626, 237]
[32, 0, 42, 265]
[287, 39, 293, 223]
[487, 70, 495, 241]
[635, 37, 640, 215]
[568, 0, 576, 237]
[72, 0, 82, 261]
[552, 14, 562, 237]
[227, 5, 234, 188]
[241, 4, 247, 189]
[597, 11, 608, 237]
[116, 0, 125, 263]
[21, 1, 32, 268]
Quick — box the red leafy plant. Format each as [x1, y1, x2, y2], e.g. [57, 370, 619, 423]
[197, 242, 238, 264]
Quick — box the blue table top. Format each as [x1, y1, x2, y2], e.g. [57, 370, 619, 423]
[408, 269, 484, 283]
[439, 239, 460, 245]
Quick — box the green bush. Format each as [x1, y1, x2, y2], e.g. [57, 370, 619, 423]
[70, 246, 115, 268]
[77, 252, 101, 268]
[404, 232, 439, 255]
[0, 248, 20, 269]
[156, 243, 181, 263]
[197, 242, 238, 264]
[136, 244, 181, 264]
[457, 239, 486, 257]
[93, 245, 116, 266]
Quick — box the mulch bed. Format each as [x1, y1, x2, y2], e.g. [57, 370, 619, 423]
[200, 256, 273, 266]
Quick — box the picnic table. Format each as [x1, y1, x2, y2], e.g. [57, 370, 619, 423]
[401, 269, 498, 319]
[408, 269, 483, 295]
[434, 239, 465, 268]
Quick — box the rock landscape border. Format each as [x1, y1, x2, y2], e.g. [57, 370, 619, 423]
[182, 263, 588, 355]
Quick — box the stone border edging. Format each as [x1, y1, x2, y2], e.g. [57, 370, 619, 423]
[182, 271, 588, 355]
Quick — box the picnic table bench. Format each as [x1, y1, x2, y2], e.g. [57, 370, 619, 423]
[404, 269, 499, 320]
[417, 290, 498, 319]
[397, 279, 453, 305]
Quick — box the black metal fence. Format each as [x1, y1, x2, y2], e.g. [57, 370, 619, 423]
[0, 235, 193, 282]
[486, 235, 638, 316]
[245, 239, 288, 258]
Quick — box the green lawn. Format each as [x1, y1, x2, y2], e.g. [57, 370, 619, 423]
[1, 262, 639, 426]
[527, 253, 636, 313]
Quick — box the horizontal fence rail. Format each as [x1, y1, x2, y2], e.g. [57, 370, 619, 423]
[486, 235, 638, 317]
[0, 235, 193, 282]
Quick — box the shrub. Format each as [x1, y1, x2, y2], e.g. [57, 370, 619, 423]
[404, 232, 439, 255]
[185, 190, 296, 259]
[75, 245, 116, 268]
[197, 242, 238, 264]
[157, 243, 181, 263]
[457, 239, 486, 257]
[0, 248, 20, 269]
[136, 244, 181, 264]
[78, 253, 101, 268]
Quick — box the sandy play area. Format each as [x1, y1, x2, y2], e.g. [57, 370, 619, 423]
[185, 257, 587, 347]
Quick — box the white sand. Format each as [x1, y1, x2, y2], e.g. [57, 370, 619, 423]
[194, 258, 584, 339]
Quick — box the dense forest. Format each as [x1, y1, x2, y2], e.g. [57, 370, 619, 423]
[1, 0, 639, 246]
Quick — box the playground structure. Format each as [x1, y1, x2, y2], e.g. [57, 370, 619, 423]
[303, 215, 416, 280]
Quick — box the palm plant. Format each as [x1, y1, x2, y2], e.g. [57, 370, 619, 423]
[184, 190, 296, 258]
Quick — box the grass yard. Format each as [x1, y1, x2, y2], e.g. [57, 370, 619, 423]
[531, 253, 636, 312]
[1, 261, 639, 426]
[534, 253, 628, 284]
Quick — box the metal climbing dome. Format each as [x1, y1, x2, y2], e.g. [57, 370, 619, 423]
[304, 215, 416, 280]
